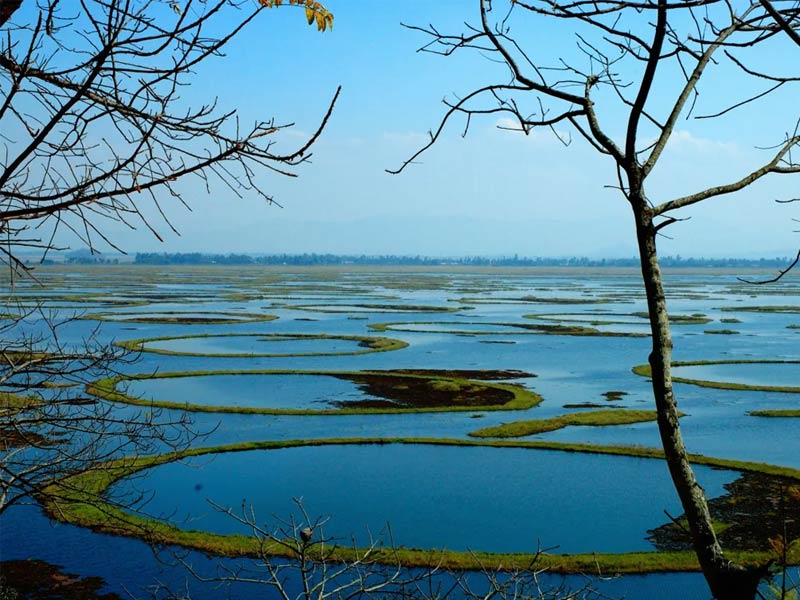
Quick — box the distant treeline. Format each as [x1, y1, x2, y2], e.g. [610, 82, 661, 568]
[132, 253, 796, 268]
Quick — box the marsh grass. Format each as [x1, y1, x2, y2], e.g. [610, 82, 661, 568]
[468, 409, 663, 438]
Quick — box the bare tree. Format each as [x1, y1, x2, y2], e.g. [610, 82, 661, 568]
[0, 0, 339, 271]
[390, 2, 799, 599]
[0, 0, 338, 510]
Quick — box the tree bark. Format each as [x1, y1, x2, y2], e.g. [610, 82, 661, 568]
[631, 202, 769, 600]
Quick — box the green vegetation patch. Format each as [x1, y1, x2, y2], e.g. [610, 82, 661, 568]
[116, 332, 408, 358]
[456, 295, 614, 305]
[749, 410, 800, 418]
[0, 392, 53, 449]
[630, 312, 712, 325]
[719, 305, 800, 314]
[283, 302, 464, 314]
[369, 321, 647, 338]
[82, 311, 279, 325]
[0, 390, 41, 411]
[469, 409, 662, 438]
[633, 360, 800, 393]
[703, 329, 740, 335]
[87, 369, 541, 415]
[39, 437, 800, 575]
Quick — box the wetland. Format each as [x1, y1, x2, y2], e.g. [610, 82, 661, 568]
[2, 265, 799, 600]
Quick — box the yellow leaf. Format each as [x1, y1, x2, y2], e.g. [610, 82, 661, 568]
[305, 6, 314, 24]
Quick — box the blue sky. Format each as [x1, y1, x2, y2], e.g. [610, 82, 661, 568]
[21, 1, 800, 257]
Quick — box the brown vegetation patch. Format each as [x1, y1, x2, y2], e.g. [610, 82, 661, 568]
[648, 472, 800, 552]
[0, 559, 122, 600]
[331, 373, 515, 409]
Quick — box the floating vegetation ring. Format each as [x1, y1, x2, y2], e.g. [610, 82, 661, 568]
[116, 333, 408, 357]
[719, 305, 800, 314]
[281, 303, 465, 314]
[7, 297, 149, 310]
[369, 321, 647, 338]
[82, 311, 278, 325]
[40, 437, 800, 575]
[87, 369, 541, 415]
[454, 295, 615, 305]
[523, 312, 711, 326]
[632, 359, 800, 393]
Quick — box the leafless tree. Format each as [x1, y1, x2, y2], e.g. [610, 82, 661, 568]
[390, 1, 799, 599]
[0, 0, 339, 272]
[0, 0, 338, 511]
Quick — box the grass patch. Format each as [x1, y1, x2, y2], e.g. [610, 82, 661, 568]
[704, 329, 740, 335]
[0, 390, 41, 410]
[369, 321, 647, 338]
[748, 410, 800, 418]
[82, 311, 279, 325]
[39, 437, 800, 575]
[87, 370, 542, 415]
[283, 303, 464, 314]
[630, 312, 712, 325]
[633, 360, 800, 393]
[116, 333, 408, 358]
[719, 306, 800, 314]
[469, 409, 662, 438]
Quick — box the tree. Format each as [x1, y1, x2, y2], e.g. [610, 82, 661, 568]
[0, 0, 338, 511]
[0, 0, 338, 271]
[390, 2, 799, 599]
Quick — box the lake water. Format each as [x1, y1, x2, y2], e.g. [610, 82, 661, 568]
[114, 443, 736, 554]
[2, 265, 799, 600]
[124, 373, 380, 410]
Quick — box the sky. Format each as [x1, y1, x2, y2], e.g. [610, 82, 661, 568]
[11, 1, 800, 258]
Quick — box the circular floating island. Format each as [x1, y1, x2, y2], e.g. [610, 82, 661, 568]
[82, 311, 279, 325]
[523, 312, 711, 326]
[43, 438, 800, 574]
[116, 332, 408, 358]
[633, 359, 800, 393]
[87, 369, 541, 415]
[369, 320, 646, 338]
[280, 302, 464, 314]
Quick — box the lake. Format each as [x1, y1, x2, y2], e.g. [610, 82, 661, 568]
[2, 265, 799, 600]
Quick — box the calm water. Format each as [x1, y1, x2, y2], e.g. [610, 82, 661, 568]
[125, 373, 378, 409]
[143, 334, 374, 356]
[673, 362, 800, 388]
[116, 443, 736, 554]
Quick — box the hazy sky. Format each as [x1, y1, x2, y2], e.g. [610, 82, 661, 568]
[24, 1, 800, 257]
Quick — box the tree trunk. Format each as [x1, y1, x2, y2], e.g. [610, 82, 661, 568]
[632, 204, 769, 600]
